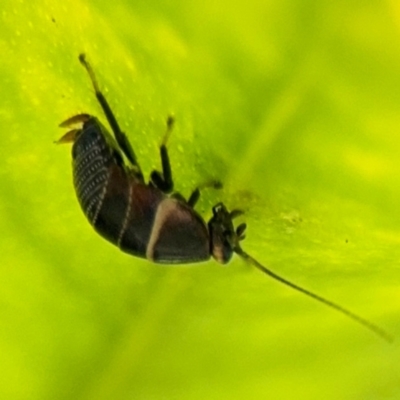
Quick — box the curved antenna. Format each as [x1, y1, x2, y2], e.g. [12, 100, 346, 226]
[234, 247, 393, 343]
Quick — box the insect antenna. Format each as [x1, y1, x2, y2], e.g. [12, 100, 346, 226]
[234, 247, 393, 342]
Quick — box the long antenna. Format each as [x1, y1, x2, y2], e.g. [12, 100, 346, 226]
[234, 247, 393, 342]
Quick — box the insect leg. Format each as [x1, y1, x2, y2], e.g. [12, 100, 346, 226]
[187, 180, 223, 207]
[150, 116, 174, 193]
[79, 54, 141, 172]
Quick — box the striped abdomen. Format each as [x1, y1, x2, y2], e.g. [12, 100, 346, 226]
[72, 118, 210, 263]
[72, 118, 122, 226]
[72, 118, 155, 256]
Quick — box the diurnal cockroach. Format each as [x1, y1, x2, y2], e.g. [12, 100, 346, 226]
[57, 54, 392, 342]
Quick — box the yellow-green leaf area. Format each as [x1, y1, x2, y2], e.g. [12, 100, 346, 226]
[1, 1, 400, 399]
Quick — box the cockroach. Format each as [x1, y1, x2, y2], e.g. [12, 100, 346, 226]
[57, 54, 392, 342]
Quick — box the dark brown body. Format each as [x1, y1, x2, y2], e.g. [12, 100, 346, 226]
[72, 117, 211, 263]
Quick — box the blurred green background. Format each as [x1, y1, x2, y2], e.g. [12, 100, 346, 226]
[1, 0, 400, 399]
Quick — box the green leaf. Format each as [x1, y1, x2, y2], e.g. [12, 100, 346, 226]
[1, 1, 399, 399]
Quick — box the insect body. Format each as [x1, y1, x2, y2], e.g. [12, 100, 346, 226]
[58, 55, 227, 264]
[60, 114, 212, 263]
[57, 54, 392, 341]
